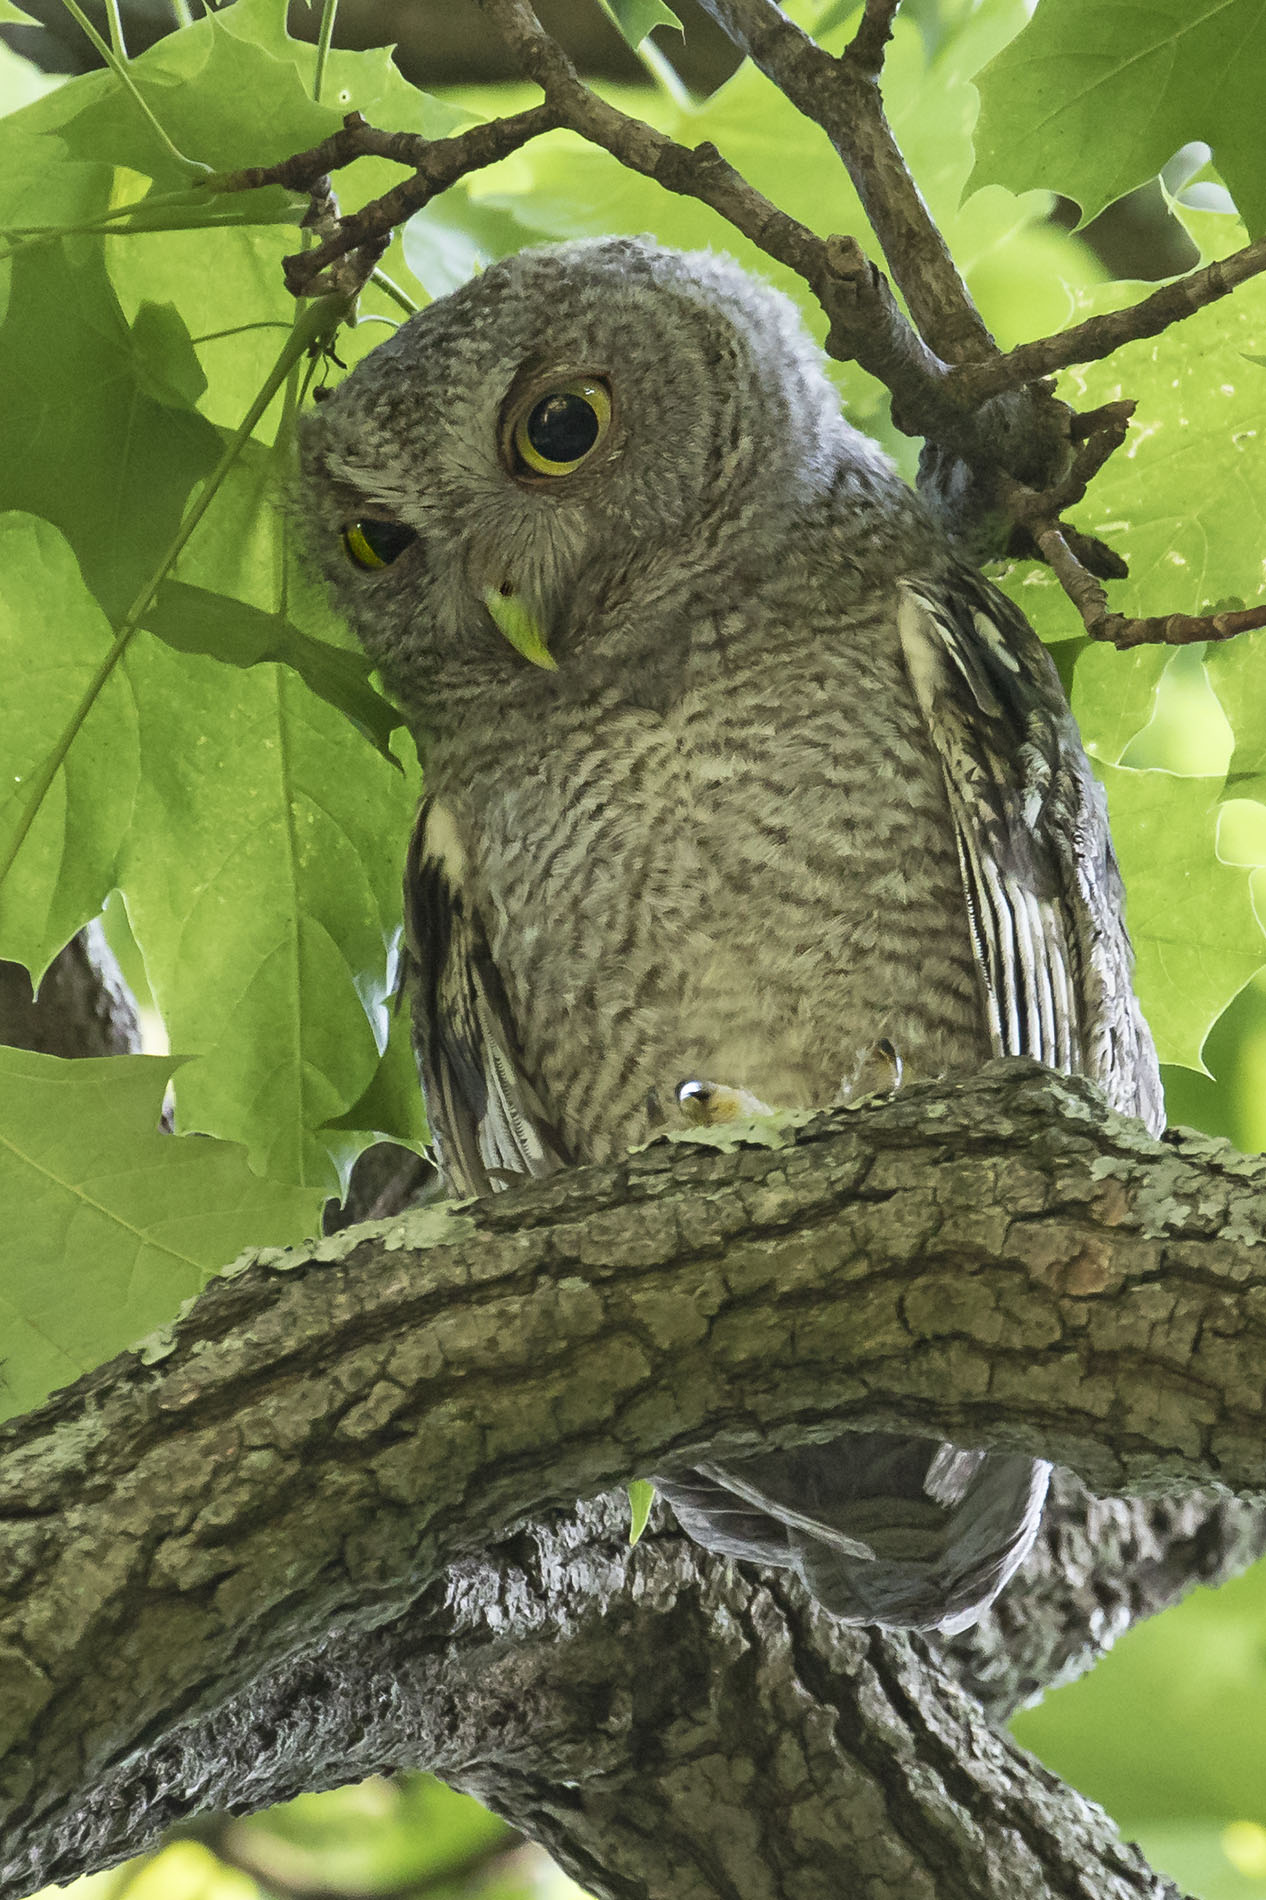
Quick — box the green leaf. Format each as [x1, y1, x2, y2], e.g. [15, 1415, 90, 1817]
[0, 241, 221, 619]
[51, 10, 345, 186]
[970, 0, 1266, 238]
[143, 580, 401, 760]
[1099, 764, 1265, 1070]
[128, 297, 209, 408]
[0, 505, 418, 1191]
[599, 0, 683, 50]
[0, 514, 138, 974]
[0, 1047, 320, 1424]
[218, 0, 463, 139]
[627, 1478, 656, 1545]
[1206, 630, 1266, 800]
[1071, 644, 1170, 768]
[323, 1004, 430, 1154]
[119, 635, 416, 1192]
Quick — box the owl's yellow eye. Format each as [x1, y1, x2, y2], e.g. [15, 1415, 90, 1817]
[342, 519, 417, 570]
[512, 381, 612, 477]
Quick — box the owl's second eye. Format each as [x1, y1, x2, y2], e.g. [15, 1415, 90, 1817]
[342, 519, 417, 570]
[512, 381, 612, 477]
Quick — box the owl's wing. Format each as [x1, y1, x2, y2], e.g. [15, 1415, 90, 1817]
[897, 570, 1163, 1135]
[655, 1439, 1050, 1633]
[404, 800, 570, 1197]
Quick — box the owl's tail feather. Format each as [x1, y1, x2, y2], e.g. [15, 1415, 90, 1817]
[653, 1436, 1050, 1633]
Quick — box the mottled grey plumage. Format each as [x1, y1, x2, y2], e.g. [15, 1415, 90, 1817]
[301, 237, 1163, 1632]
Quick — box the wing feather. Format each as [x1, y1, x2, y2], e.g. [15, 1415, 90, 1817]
[898, 572, 1163, 1134]
[403, 799, 569, 1196]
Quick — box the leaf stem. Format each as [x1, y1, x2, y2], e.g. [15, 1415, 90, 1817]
[369, 267, 419, 316]
[102, 0, 128, 60]
[0, 296, 352, 900]
[312, 0, 340, 103]
[58, 0, 208, 174]
[0, 194, 303, 260]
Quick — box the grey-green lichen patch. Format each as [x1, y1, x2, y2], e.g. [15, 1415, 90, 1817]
[645, 1108, 816, 1155]
[134, 1295, 202, 1365]
[254, 1201, 479, 1273]
[1088, 1145, 1235, 1242]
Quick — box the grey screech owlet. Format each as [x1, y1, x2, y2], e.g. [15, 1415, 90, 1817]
[301, 236, 1163, 1634]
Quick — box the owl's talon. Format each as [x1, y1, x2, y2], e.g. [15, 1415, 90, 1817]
[677, 1078, 775, 1126]
[844, 1038, 904, 1106]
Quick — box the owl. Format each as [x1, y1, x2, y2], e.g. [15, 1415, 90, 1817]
[300, 237, 1163, 1633]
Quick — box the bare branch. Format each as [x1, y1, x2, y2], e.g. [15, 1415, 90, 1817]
[208, 107, 563, 297]
[950, 232, 1266, 403]
[847, 0, 901, 80]
[1005, 475, 1266, 647]
[472, 0, 959, 402]
[211, 14, 1266, 657]
[695, 0, 994, 363]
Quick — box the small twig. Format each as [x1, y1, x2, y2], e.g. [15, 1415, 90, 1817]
[1004, 477, 1266, 649]
[209, 106, 562, 295]
[848, 0, 901, 79]
[949, 233, 1266, 403]
[1101, 604, 1266, 650]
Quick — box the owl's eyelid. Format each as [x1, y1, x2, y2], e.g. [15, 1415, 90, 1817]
[498, 368, 615, 482]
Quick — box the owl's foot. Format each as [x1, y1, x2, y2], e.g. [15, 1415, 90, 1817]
[842, 1037, 903, 1106]
[676, 1078, 775, 1126]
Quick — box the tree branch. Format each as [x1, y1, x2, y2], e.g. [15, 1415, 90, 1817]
[207, 4, 1266, 628]
[470, 0, 971, 431]
[948, 232, 1266, 404]
[206, 106, 562, 296]
[694, 0, 993, 363]
[0, 921, 139, 1059]
[1004, 477, 1266, 648]
[4, 1493, 1194, 1900]
[3, 1061, 1266, 1896]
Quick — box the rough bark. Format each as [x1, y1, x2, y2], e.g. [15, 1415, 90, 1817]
[0, 922, 139, 1059]
[4, 1059, 1266, 1897]
[944, 1469, 1266, 1722]
[7, 1496, 1186, 1900]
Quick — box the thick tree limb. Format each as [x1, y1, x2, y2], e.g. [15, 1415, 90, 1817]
[8, 1477, 1257, 1897]
[3, 1061, 1266, 1896]
[0, 922, 139, 1059]
[4, 1494, 1190, 1900]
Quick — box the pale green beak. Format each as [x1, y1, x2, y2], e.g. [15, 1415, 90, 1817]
[483, 586, 557, 671]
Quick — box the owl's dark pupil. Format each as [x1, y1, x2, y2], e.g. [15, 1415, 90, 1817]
[356, 519, 417, 564]
[526, 393, 599, 464]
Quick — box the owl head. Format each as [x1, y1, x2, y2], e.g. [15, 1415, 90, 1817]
[301, 236, 892, 730]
